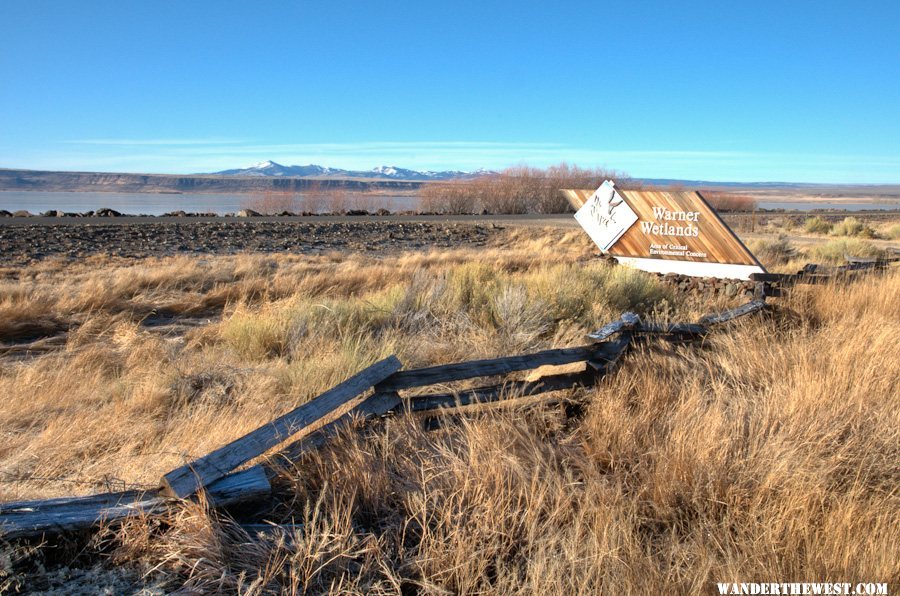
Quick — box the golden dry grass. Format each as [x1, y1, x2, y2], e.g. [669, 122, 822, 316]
[1, 228, 898, 593]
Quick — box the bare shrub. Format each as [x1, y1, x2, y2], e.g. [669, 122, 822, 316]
[239, 190, 299, 215]
[701, 190, 758, 212]
[421, 181, 478, 214]
[419, 163, 634, 214]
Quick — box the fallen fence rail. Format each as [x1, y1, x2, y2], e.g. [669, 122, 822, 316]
[0, 301, 759, 540]
[2, 258, 894, 542]
[750, 253, 899, 286]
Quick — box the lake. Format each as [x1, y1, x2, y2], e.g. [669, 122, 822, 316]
[1, 192, 898, 216]
[0, 191, 420, 216]
[757, 201, 899, 211]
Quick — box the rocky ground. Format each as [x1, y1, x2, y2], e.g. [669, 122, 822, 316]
[0, 220, 497, 265]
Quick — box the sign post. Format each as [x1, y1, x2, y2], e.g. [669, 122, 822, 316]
[565, 181, 765, 280]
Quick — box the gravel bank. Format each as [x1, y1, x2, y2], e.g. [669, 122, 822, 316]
[0, 220, 496, 265]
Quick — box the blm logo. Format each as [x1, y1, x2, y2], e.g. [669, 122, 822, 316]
[573, 180, 638, 252]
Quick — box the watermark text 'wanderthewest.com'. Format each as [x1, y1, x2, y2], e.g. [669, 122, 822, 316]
[717, 582, 888, 595]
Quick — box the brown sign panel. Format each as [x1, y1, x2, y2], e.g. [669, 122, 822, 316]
[564, 184, 765, 279]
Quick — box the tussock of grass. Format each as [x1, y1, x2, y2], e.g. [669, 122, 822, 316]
[810, 238, 886, 262]
[831, 216, 876, 238]
[880, 223, 900, 240]
[804, 215, 833, 234]
[749, 235, 797, 266]
[217, 260, 674, 364]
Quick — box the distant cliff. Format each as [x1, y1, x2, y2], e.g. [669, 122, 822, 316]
[0, 169, 424, 194]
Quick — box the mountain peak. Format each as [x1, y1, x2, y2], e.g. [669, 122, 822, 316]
[212, 162, 496, 181]
[252, 160, 280, 169]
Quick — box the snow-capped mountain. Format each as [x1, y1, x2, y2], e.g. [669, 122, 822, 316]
[215, 161, 343, 178]
[212, 161, 494, 180]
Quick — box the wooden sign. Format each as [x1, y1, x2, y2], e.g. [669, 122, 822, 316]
[564, 182, 765, 280]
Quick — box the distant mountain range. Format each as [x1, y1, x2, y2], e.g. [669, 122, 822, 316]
[2, 165, 897, 199]
[211, 160, 496, 181]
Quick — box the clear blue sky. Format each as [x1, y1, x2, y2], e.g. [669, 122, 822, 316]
[1, 0, 898, 183]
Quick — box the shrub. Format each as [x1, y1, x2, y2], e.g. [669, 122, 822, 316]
[420, 181, 478, 214]
[526, 263, 672, 323]
[831, 216, 876, 238]
[749, 235, 798, 266]
[701, 191, 757, 212]
[804, 216, 833, 235]
[418, 163, 635, 215]
[881, 223, 900, 240]
[811, 239, 886, 263]
[240, 191, 299, 215]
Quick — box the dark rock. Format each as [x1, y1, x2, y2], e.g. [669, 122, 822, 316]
[346, 210, 369, 216]
[0, 220, 498, 265]
[95, 208, 122, 217]
[0, 210, 11, 217]
[375, 208, 391, 216]
[277, 210, 296, 217]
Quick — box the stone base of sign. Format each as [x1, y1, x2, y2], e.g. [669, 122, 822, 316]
[656, 273, 759, 299]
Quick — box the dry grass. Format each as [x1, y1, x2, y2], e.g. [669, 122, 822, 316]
[748, 235, 798, 266]
[830, 216, 877, 239]
[1, 230, 898, 593]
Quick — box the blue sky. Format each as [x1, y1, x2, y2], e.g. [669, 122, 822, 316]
[1, 1, 898, 183]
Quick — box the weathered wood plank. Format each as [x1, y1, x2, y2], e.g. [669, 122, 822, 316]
[161, 356, 402, 498]
[750, 272, 795, 283]
[0, 466, 270, 541]
[270, 390, 402, 469]
[375, 346, 602, 392]
[637, 322, 708, 339]
[408, 338, 631, 412]
[698, 299, 766, 326]
[844, 254, 879, 265]
[587, 312, 641, 341]
[406, 372, 592, 412]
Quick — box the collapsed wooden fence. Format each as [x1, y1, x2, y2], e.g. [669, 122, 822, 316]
[0, 256, 895, 541]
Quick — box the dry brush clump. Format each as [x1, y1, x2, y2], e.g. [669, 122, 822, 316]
[698, 190, 758, 212]
[1, 240, 898, 592]
[420, 163, 635, 214]
[239, 185, 374, 215]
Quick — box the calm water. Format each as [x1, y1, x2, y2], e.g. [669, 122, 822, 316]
[757, 201, 899, 211]
[1, 192, 897, 216]
[0, 191, 420, 216]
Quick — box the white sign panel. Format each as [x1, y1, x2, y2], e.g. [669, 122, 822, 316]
[573, 181, 638, 252]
